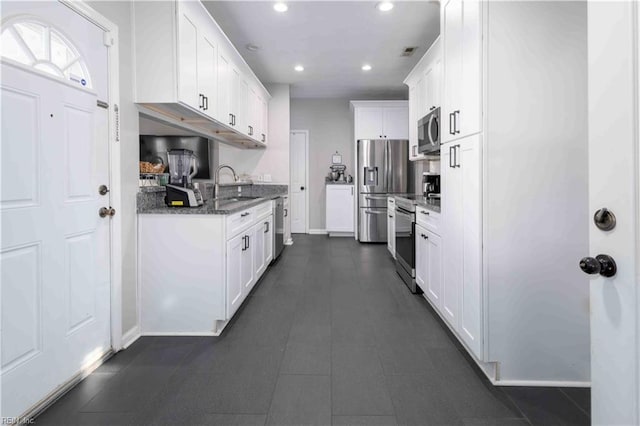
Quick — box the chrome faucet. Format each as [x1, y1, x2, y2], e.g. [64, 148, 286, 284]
[214, 164, 238, 199]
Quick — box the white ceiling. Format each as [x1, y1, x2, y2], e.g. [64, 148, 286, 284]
[202, 1, 440, 99]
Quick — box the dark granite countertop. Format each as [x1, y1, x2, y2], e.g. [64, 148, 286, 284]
[393, 194, 441, 214]
[138, 193, 286, 215]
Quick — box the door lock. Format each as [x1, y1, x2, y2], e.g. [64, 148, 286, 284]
[99, 207, 116, 218]
[593, 208, 616, 231]
[98, 185, 109, 196]
[579, 254, 617, 278]
[300, 186, 305, 191]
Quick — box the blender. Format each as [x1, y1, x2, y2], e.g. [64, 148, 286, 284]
[165, 149, 204, 207]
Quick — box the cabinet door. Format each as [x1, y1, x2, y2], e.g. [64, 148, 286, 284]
[197, 30, 217, 119]
[425, 230, 443, 310]
[229, 65, 241, 129]
[217, 51, 232, 126]
[261, 97, 268, 144]
[241, 229, 254, 294]
[416, 77, 426, 120]
[264, 215, 273, 265]
[408, 85, 424, 161]
[248, 86, 258, 139]
[442, 0, 463, 143]
[432, 58, 442, 110]
[238, 78, 249, 136]
[355, 107, 384, 140]
[458, 135, 482, 358]
[253, 223, 266, 283]
[383, 107, 409, 139]
[415, 224, 428, 293]
[326, 186, 355, 232]
[441, 144, 461, 328]
[226, 233, 244, 319]
[459, 0, 482, 139]
[177, 2, 199, 110]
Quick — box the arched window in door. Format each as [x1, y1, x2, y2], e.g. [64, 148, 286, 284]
[0, 17, 92, 88]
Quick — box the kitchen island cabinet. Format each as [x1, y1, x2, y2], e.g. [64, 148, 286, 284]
[139, 198, 277, 335]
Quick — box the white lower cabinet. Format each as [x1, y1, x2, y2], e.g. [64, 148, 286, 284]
[326, 184, 355, 235]
[139, 200, 275, 334]
[416, 225, 443, 310]
[441, 134, 482, 359]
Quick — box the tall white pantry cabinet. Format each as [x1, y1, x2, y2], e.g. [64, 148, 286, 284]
[418, 0, 590, 385]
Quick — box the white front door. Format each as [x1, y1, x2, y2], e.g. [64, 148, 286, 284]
[1, 2, 111, 418]
[587, 2, 639, 424]
[290, 130, 308, 234]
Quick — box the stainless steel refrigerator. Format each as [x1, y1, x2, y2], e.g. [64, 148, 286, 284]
[357, 139, 412, 242]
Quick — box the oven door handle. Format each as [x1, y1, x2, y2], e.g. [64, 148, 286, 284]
[395, 209, 414, 219]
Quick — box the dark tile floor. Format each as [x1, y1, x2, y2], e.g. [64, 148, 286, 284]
[36, 235, 590, 426]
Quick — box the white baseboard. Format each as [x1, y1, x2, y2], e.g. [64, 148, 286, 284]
[121, 325, 141, 349]
[308, 229, 327, 235]
[328, 232, 354, 237]
[494, 380, 591, 388]
[141, 331, 218, 337]
[285, 238, 294, 245]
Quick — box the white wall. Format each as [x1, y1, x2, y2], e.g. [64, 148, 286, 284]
[88, 1, 139, 336]
[290, 98, 354, 231]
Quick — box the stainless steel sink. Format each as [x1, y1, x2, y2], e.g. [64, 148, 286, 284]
[213, 196, 262, 209]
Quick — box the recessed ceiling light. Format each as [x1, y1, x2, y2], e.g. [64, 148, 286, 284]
[377, 1, 394, 12]
[274, 2, 288, 12]
[362, 64, 372, 71]
[294, 65, 304, 72]
[245, 43, 260, 52]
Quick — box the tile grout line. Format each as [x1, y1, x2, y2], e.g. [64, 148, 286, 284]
[558, 387, 591, 418]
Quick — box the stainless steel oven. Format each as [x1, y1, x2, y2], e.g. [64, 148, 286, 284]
[394, 198, 418, 293]
[418, 107, 440, 155]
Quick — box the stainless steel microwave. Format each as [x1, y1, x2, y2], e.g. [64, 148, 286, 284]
[418, 107, 440, 155]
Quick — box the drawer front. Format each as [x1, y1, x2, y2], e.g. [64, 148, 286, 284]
[255, 200, 273, 221]
[226, 207, 255, 239]
[416, 206, 440, 235]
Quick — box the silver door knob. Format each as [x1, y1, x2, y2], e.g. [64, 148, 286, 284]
[99, 207, 116, 218]
[98, 185, 109, 195]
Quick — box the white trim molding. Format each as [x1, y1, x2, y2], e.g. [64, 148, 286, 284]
[308, 229, 328, 235]
[121, 326, 141, 349]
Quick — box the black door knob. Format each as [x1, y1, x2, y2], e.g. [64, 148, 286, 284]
[579, 254, 617, 278]
[594, 208, 616, 231]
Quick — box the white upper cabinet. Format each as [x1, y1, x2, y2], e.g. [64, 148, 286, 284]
[133, 0, 270, 148]
[352, 101, 409, 141]
[404, 38, 441, 161]
[442, 0, 482, 143]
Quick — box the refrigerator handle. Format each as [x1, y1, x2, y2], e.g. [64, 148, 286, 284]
[384, 140, 390, 192]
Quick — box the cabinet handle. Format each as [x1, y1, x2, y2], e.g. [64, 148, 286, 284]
[249, 125, 253, 136]
[204, 96, 209, 111]
[264, 221, 269, 233]
[412, 146, 417, 157]
[261, 134, 265, 142]
[454, 110, 460, 134]
[199, 94, 204, 109]
[420, 210, 430, 215]
[389, 215, 393, 218]
[449, 112, 455, 135]
[351, 187, 354, 196]
[455, 145, 461, 168]
[246, 235, 250, 249]
[242, 235, 247, 251]
[241, 212, 250, 217]
[229, 113, 234, 126]
[284, 208, 288, 217]
[449, 146, 454, 168]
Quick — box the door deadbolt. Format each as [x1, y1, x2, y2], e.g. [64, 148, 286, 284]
[98, 185, 110, 196]
[579, 254, 617, 278]
[99, 207, 116, 218]
[594, 208, 616, 231]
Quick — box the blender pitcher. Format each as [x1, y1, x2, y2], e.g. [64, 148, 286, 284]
[167, 149, 198, 187]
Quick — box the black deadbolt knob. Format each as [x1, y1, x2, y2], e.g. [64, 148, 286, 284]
[579, 255, 617, 278]
[579, 257, 601, 274]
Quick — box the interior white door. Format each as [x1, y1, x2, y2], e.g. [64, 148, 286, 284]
[587, 2, 639, 424]
[1, 2, 111, 418]
[290, 131, 308, 233]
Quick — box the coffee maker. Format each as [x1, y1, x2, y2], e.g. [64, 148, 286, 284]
[165, 149, 204, 207]
[422, 173, 440, 199]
